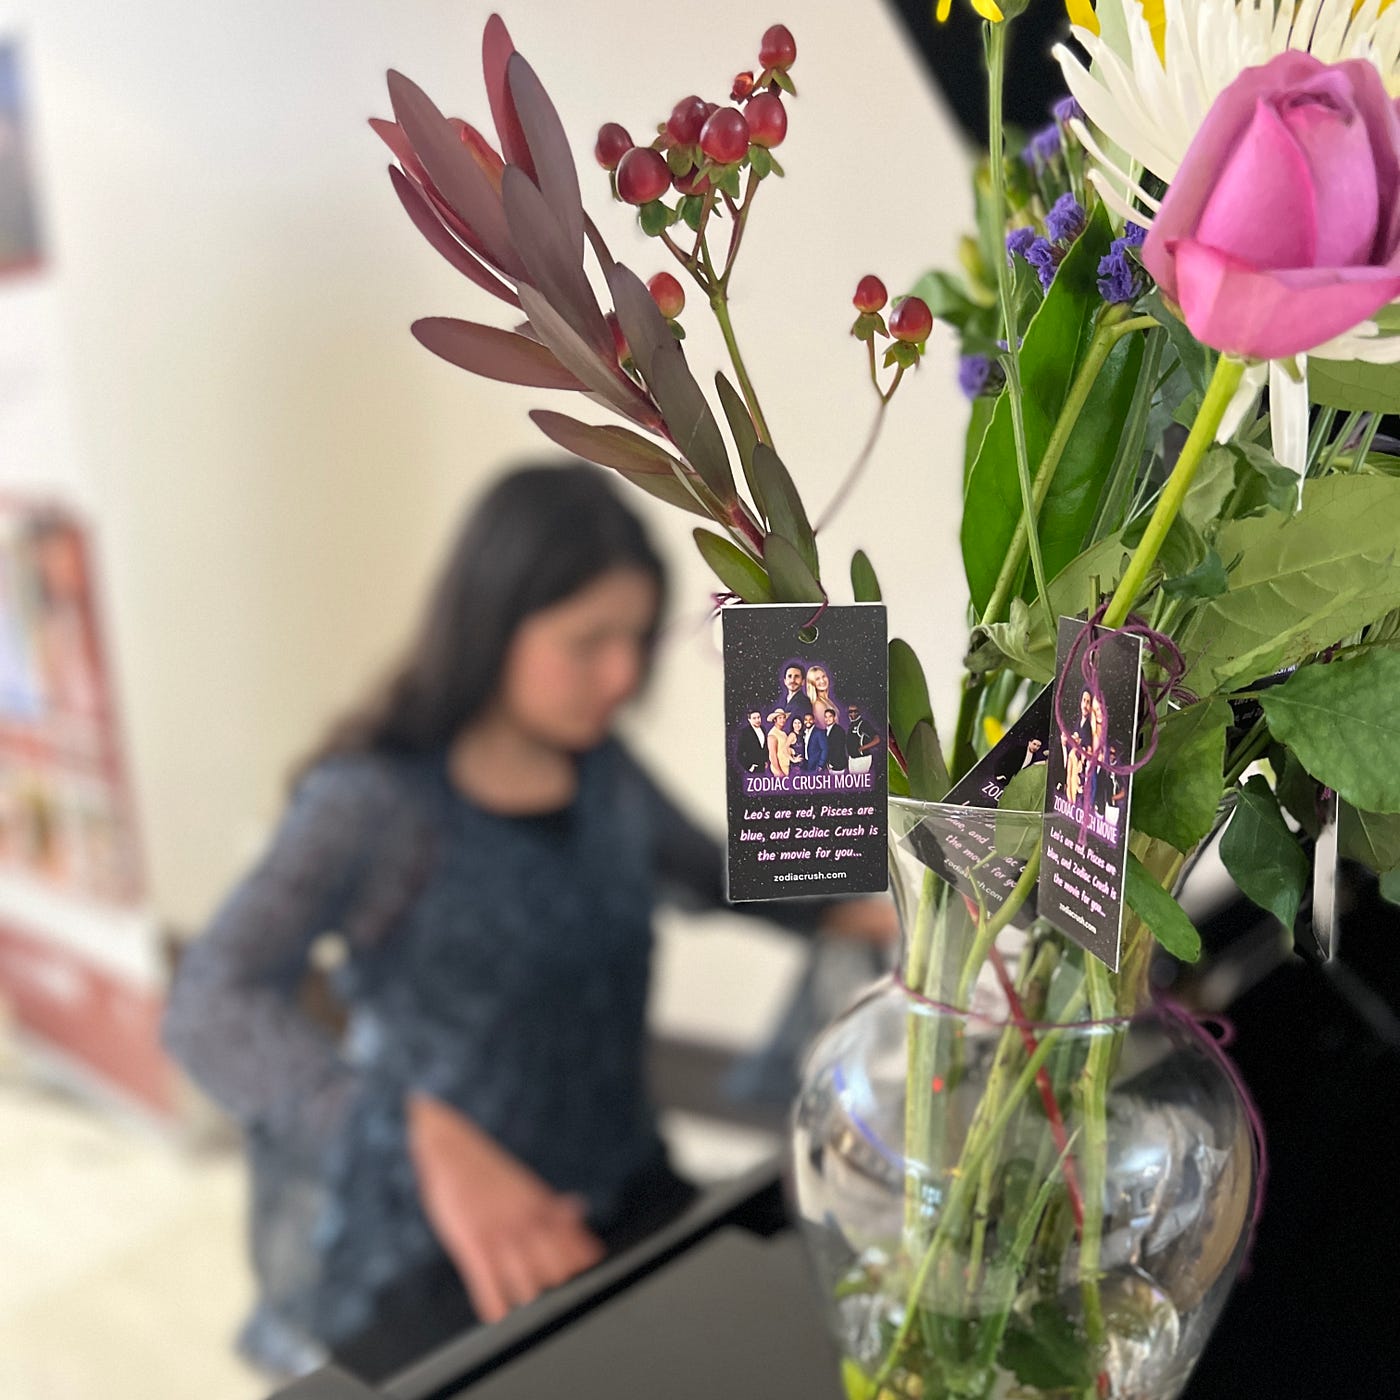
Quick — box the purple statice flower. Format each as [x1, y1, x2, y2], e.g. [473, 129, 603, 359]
[1097, 245, 1142, 304]
[1052, 95, 1085, 125]
[1121, 221, 1147, 246]
[1046, 192, 1087, 244]
[1006, 225, 1038, 264]
[958, 355, 992, 399]
[1021, 122, 1062, 168]
[1024, 236, 1062, 291]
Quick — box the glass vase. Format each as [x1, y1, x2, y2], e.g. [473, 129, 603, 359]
[791, 798, 1257, 1400]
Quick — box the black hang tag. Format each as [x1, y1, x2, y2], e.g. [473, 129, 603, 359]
[1037, 616, 1145, 971]
[901, 686, 1054, 929]
[721, 603, 888, 900]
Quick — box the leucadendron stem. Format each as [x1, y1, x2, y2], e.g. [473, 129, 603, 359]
[1103, 352, 1247, 628]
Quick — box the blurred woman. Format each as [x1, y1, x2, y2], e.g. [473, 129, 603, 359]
[163, 464, 893, 1383]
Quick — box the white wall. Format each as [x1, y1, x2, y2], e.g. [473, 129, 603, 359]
[11, 0, 974, 934]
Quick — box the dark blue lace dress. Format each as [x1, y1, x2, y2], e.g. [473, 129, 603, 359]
[162, 740, 822, 1372]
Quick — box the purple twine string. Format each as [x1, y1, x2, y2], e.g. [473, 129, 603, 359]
[1052, 602, 1198, 844]
[893, 966, 1133, 1030]
[1154, 993, 1269, 1273]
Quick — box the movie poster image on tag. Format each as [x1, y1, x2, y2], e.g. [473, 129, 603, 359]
[900, 687, 1053, 929]
[722, 604, 887, 900]
[1037, 616, 1144, 971]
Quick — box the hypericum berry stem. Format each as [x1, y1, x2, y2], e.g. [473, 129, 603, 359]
[709, 288, 773, 447]
[719, 169, 759, 288]
[815, 360, 905, 534]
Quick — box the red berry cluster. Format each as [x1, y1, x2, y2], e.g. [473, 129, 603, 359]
[850, 275, 933, 372]
[592, 22, 798, 259]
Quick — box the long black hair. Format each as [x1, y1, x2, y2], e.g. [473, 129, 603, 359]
[297, 463, 667, 777]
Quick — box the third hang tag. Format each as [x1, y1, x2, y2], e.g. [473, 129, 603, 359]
[1037, 616, 1145, 971]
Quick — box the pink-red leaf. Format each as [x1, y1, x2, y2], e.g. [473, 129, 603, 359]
[607, 264, 734, 503]
[518, 285, 660, 426]
[411, 317, 586, 389]
[502, 165, 611, 357]
[387, 70, 525, 281]
[530, 409, 682, 476]
[482, 14, 534, 175]
[389, 166, 519, 307]
[505, 52, 584, 257]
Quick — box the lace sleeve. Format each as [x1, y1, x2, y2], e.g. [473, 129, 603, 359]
[162, 757, 406, 1154]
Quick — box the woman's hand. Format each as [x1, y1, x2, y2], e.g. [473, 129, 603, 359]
[407, 1092, 605, 1323]
[818, 897, 899, 948]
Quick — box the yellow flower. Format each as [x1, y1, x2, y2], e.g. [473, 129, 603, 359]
[1062, 0, 1166, 54]
[982, 715, 1007, 747]
[936, 0, 1006, 20]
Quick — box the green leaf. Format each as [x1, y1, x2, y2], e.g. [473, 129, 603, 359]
[906, 719, 951, 801]
[693, 529, 772, 603]
[1228, 442, 1299, 519]
[1181, 474, 1400, 692]
[1001, 1300, 1097, 1391]
[638, 199, 671, 237]
[964, 393, 996, 488]
[761, 532, 824, 603]
[1126, 853, 1202, 962]
[1309, 356, 1400, 415]
[748, 145, 773, 178]
[962, 209, 1143, 615]
[1219, 775, 1310, 929]
[1182, 442, 1296, 539]
[752, 443, 818, 576]
[889, 639, 933, 750]
[850, 549, 882, 603]
[968, 598, 1055, 684]
[840, 1359, 875, 1400]
[1260, 650, 1400, 813]
[1380, 868, 1400, 906]
[1133, 700, 1231, 850]
[714, 373, 763, 518]
[962, 210, 1130, 613]
[679, 195, 705, 232]
[996, 763, 1046, 861]
[1272, 746, 1322, 838]
[888, 747, 911, 798]
[967, 533, 1131, 683]
[1161, 548, 1229, 601]
[1145, 288, 1213, 395]
[1338, 803, 1400, 873]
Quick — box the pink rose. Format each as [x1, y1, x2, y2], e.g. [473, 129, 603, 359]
[1143, 52, 1400, 360]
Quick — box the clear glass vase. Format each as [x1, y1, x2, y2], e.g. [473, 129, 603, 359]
[791, 798, 1257, 1400]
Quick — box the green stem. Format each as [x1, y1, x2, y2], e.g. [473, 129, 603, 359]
[953, 849, 1041, 1012]
[979, 310, 1154, 628]
[1102, 353, 1246, 628]
[1075, 956, 1116, 1352]
[709, 290, 774, 449]
[950, 673, 989, 782]
[1223, 716, 1270, 787]
[985, 22, 1053, 637]
[874, 998, 1085, 1392]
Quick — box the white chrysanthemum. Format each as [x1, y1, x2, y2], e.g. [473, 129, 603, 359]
[1055, 0, 1400, 475]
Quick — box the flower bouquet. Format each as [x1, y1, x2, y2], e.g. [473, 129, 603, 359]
[371, 4, 1400, 1396]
